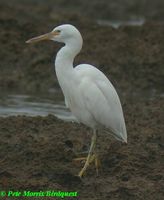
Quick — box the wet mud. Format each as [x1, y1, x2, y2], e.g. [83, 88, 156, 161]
[0, 0, 164, 199]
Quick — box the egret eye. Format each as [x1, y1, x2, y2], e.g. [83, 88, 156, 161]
[56, 30, 61, 33]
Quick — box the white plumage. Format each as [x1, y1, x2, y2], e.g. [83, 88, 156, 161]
[26, 24, 127, 177]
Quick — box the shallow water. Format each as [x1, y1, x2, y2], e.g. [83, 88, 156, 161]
[0, 88, 162, 120]
[0, 93, 77, 122]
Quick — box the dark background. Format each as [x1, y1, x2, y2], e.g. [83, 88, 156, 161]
[0, 1, 163, 200]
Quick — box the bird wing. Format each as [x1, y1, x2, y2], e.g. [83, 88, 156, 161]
[75, 64, 127, 142]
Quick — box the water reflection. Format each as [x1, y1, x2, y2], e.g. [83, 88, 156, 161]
[0, 93, 77, 122]
[0, 89, 162, 120]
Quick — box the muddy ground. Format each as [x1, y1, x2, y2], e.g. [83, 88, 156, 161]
[0, 0, 164, 200]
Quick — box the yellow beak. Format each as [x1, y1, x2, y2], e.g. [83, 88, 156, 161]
[26, 31, 60, 44]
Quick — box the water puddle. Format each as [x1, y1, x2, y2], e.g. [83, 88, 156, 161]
[0, 93, 77, 122]
[0, 89, 162, 121]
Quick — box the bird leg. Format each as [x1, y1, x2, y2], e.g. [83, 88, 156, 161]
[74, 130, 99, 178]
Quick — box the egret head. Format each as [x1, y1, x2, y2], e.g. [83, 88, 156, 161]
[26, 24, 83, 46]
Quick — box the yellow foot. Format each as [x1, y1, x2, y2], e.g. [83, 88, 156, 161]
[73, 157, 87, 164]
[73, 154, 100, 178]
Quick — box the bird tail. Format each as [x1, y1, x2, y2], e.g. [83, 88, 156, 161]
[103, 128, 127, 143]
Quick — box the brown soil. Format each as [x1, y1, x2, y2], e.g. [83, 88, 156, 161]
[0, 1, 163, 200]
[0, 99, 163, 200]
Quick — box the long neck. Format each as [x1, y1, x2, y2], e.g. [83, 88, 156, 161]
[55, 37, 83, 92]
[55, 37, 82, 79]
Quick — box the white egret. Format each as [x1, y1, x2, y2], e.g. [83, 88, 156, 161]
[26, 24, 127, 177]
